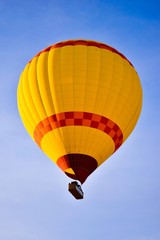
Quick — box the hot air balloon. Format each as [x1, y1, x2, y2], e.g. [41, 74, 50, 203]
[17, 40, 142, 199]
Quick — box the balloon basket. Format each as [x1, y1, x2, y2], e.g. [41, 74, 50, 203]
[68, 181, 84, 200]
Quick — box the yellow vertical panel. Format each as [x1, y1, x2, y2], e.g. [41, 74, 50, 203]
[50, 85, 64, 113]
[48, 48, 63, 113]
[95, 48, 115, 117]
[94, 131, 115, 165]
[120, 61, 133, 99]
[97, 137, 115, 165]
[97, 136, 114, 163]
[41, 130, 67, 163]
[98, 49, 114, 88]
[103, 90, 119, 117]
[72, 127, 82, 153]
[28, 57, 47, 120]
[126, 71, 142, 112]
[52, 82, 69, 146]
[64, 126, 75, 153]
[23, 65, 41, 126]
[84, 85, 99, 113]
[48, 48, 61, 86]
[73, 125, 81, 156]
[60, 46, 74, 84]
[73, 45, 87, 84]
[18, 71, 37, 130]
[119, 101, 136, 130]
[36, 52, 55, 116]
[111, 95, 128, 121]
[123, 97, 142, 140]
[82, 128, 102, 160]
[129, 69, 142, 104]
[61, 84, 74, 111]
[93, 87, 109, 115]
[78, 126, 90, 152]
[17, 93, 34, 139]
[86, 46, 101, 85]
[73, 84, 86, 110]
[101, 54, 125, 121]
[56, 128, 70, 153]
[111, 54, 124, 92]
[81, 46, 101, 112]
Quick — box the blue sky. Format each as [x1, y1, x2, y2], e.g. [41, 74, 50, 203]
[0, 0, 160, 239]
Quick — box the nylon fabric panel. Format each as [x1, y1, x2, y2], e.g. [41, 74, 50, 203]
[123, 96, 142, 139]
[28, 58, 47, 121]
[72, 45, 88, 111]
[17, 95, 34, 139]
[47, 48, 63, 113]
[59, 46, 74, 85]
[72, 45, 87, 85]
[26, 64, 42, 125]
[82, 46, 101, 113]
[36, 52, 55, 117]
[41, 129, 67, 161]
[17, 69, 36, 137]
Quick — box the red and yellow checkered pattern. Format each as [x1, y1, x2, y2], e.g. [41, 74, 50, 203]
[34, 111, 123, 151]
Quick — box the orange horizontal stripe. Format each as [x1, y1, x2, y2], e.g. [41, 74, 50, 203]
[29, 39, 133, 66]
[34, 111, 123, 151]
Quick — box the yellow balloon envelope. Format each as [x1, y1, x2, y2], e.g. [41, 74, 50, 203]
[17, 40, 142, 184]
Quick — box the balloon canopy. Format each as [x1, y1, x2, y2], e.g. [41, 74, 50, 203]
[17, 40, 142, 184]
